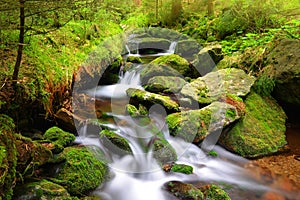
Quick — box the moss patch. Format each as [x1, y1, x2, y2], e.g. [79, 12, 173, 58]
[219, 91, 287, 158]
[171, 163, 193, 174]
[100, 129, 132, 154]
[200, 184, 231, 200]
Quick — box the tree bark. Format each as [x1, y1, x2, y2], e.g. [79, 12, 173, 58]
[207, 0, 214, 17]
[13, 0, 25, 84]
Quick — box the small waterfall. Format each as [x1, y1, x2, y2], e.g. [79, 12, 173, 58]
[167, 41, 177, 54]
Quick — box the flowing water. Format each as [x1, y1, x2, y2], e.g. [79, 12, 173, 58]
[76, 42, 299, 200]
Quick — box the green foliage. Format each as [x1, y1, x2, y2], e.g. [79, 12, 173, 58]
[253, 73, 276, 97]
[171, 164, 193, 174]
[208, 150, 218, 157]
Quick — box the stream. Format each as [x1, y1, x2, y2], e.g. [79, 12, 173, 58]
[75, 39, 299, 200]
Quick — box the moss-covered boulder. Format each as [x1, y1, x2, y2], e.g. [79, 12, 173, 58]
[140, 63, 181, 84]
[181, 68, 255, 105]
[150, 54, 199, 78]
[126, 88, 180, 113]
[43, 126, 76, 154]
[166, 101, 241, 143]
[0, 115, 17, 200]
[175, 39, 202, 61]
[13, 179, 70, 200]
[200, 184, 231, 200]
[164, 181, 204, 200]
[126, 104, 148, 117]
[152, 132, 177, 164]
[99, 129, 132, 155]
[15, 134, 52, 177]
[144, 76, 187, 93]
[53, 146, 107, 196]
[265, 39, 300, 107]
[219, 92, 287, 158]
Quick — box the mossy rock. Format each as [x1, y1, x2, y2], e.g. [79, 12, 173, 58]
[200, 184, 231, 200]
[126, 88, 179, 113]
[13, 179, 70, 200]
[150, 54, 199, 78]
[175, 39, 202, 61]
[170, 163, 193, 174]
[181, 68, 255, 104]
[152, 132, 177, 164]
[215, 54, 241, 71]
[219, 91, 287, 158]
[53, 146, 107, 196]
[126, 104, 148, 117]
[0, 114, 17, 200]
[164, 181, 204, 200]
[126, 56, 142, 63]
[140, 63, 182, 84]
[144, 76, 187, 93]
[166, 101, 241, 143]
[99, 129, 132, 155]
[15, 134, 52, 177]
[43, 126, 76, 153]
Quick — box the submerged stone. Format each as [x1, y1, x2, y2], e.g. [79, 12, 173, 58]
[13, 179, 70, 200]
[219, 91, 287, 158]
[126, 88, 180, 113]
[181, 68, 255, 104]
[150, 54, 199, 78]
[144, 76, 187, 93]
[53, 146, 107, 196]
[166, 101, 241, 143]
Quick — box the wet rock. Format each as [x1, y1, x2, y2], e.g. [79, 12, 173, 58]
[200, 184, 231, 200]
[219, 91, 287, 158]
[150, 54, 199, 78]
[144, 76, 187, 93]
[0, 115, 17, 200]
[164, 181, 204, 200]
[191, 43, 223, 76]
[15, 134, 52, 177]
[265, 39, 300, 107]
[43, 126, 76, 154]
[52, 146, 108, 196]
[54, 108, 80, 133]
[153, 132, 177, 164]
[166, 101, 241, 143]
[140, 63, 181, 84]
[100, 129, 132, 155]
[13, 179, 70, 200]
[126, 88, 180, 113]
[175, 39, 202, 61]
[181, 68, 255, 105]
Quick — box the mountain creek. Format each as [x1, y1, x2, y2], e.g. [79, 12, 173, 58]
[1, 28, 300, 200]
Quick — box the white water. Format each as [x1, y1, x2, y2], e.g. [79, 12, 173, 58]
[77, 45, 299, 200]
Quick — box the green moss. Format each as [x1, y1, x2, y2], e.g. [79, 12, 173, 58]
[208, 150, 218, 157]
[170, 164, 193, 174]
[100, 129, 131, 153]
[219, 91, 287, 158]
[125, 104, 148, 117]
[13, 179, 71, 200]
[126, 56, 142, 63]
[202, 184, 231, 200]
[43, 126, 75, 153]
[164, 181, 204, 200]
[0, 114, 17, 200]
[126, 88, 179, 113]
[53, 146, 108, 196]
[144, 76, 187, 93]
[150, 54, 191, 78]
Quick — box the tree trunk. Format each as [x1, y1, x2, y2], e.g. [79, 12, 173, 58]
[207, 0, 214, 17]
[155, 0, 158, 19]
[13, 0, 25, 84]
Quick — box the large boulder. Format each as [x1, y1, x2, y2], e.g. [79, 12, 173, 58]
[150, 54, 199, 78]
[181, 68, 255, 105]
[13, 179, 71, 200]
[140, 63, 181, 84]
[52, 146, 107, 196]
[126, 88, 180, 113]
[265, 39, 300, 107]
[144, 76, 187, 93]
[166, 101, 241, 143]
[219, 91, 287, 158]
[0, 115, 17, 200]
[175, 39, 202, 60]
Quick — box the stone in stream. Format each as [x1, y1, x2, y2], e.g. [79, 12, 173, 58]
[166, 101, 241, 144]
[51, 146, 108, 196]
[144, 76, 188, 93]
[126, 88, 180, 113]
[13, 179, 71, 200]
[0, 114, 17, 200]
[219, 91, 287, 158]
[163, 181, 204, 200]
[180, 68, 256, 105]
[175, 39, 202, 61]
[150, 54, 200, 78]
